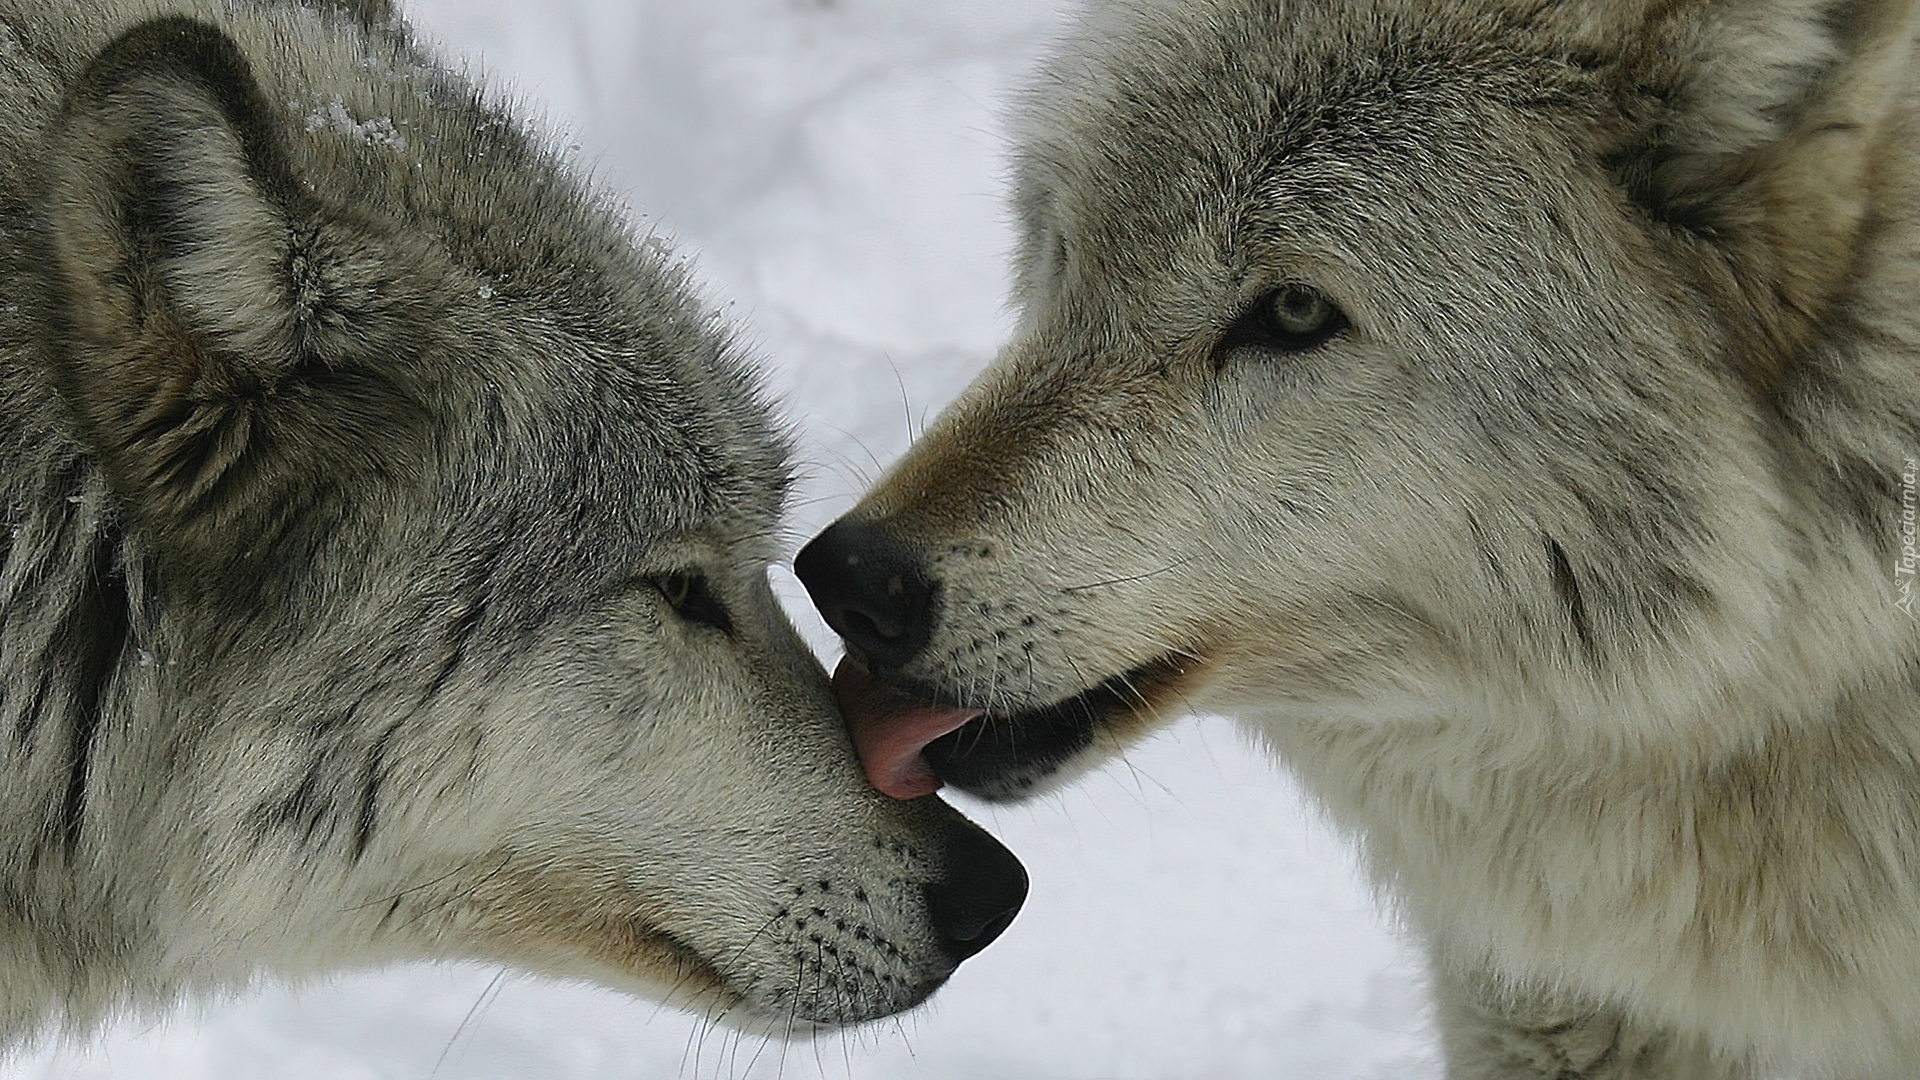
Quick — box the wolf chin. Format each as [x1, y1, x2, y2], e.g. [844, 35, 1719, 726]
[797, 0, 1920, 1075]
[0, 0, 1026, 1045]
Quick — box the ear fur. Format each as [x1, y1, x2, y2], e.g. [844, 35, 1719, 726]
[1603, 0, 1919, 372]
[313, 0, 399, 33]
[47, 17, 428, 580]
[53, 17, 310, 369]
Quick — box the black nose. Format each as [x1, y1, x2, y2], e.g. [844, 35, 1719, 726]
[794, 518, 936, 673]
[924, 817, 1028, 965]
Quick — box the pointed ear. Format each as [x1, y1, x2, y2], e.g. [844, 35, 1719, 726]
[1609, 0, 1918, 368]
[48, 18, 427, 572]
[53, 17, 309, 380]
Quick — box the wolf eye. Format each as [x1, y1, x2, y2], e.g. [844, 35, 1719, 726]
[1266, 286, 1338, 335]
[653, 571, 733, 634]
[1223, 284, 1347, 356]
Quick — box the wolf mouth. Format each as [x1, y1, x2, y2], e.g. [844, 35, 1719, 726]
[918, 654, 1192, 800]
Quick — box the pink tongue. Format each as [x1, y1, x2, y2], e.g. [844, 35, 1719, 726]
[833, 658, 982, 800]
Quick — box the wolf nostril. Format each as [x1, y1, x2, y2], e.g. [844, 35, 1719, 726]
[842, 606, 901, 642]
[923, 818, 1029, 965]
[795, 518, 936, 673]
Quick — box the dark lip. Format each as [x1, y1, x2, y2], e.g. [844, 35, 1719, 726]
[912, 654, 1194, 800]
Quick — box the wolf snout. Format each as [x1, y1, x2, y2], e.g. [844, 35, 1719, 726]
[926, 817, 1029, 964]
[795, 518, 936, 671]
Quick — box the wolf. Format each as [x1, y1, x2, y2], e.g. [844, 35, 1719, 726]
[795, 0, 1920, 1075]
[0, 0, 1026, 1045]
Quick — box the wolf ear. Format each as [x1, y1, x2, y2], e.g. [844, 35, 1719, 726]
[1608, 0, 1917, 362]
[48, 17, 424, 571]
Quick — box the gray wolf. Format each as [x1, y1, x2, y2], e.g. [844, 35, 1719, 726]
[795, 0, 1920, 1075]
[0, 0, 1024, 1044]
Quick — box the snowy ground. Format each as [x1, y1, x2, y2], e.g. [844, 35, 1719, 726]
[6, 3, 1441, 1077]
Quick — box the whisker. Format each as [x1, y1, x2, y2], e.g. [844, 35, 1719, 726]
[818, 425, 887, 479]
[428, 967, 504, 1079]
[889, 360, 917, 443]
[1061, 560, 1191, 594]
[808, 940, 831, 1077]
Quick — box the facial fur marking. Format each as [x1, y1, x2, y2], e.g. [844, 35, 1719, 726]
[1464, 510, 1507, 587]
[350, 719, 402, 861]
[56, 534, 129, 856]
[418, 540, 506, 706]
[258, 694, 395, 856]
[1545, 535, 1596, 662]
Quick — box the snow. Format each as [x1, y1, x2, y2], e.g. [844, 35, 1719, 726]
[4, 2, 1441, 1076]
[304, 96, 408, 150]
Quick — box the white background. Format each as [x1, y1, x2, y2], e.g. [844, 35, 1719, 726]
[7, 3, 1440, 1076]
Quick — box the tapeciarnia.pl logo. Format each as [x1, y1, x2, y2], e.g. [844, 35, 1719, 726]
[1897, 457, 1918, 618]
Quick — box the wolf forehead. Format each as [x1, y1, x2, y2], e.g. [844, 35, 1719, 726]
[1005, 0, 1707, 276]
[282, 17, 796, 532]
[1021, 11, 1558, 193]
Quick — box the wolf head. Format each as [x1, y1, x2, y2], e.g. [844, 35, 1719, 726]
[798, 0, 1920, 799]
[3, 9, 1024, 1037]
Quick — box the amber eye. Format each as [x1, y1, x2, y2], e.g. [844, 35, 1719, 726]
[653, 571, 733, 633]
[1221, 284, 1348, 357]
